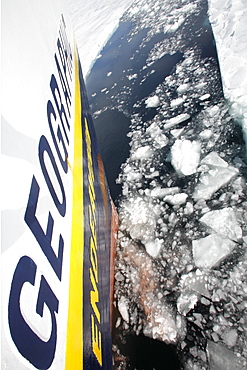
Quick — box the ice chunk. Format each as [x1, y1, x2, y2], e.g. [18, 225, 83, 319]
[118, 297, 129, 323]
[201, 297, 210, 305]
[145, 95, 160, 108]
[177, 83, 190, 93]
[163, 113, 190, 130]
[164, 193, 188, 205]
[199, 93, 210, 101]
[154, 133, 168, 148]
[207, 340, 246, 370]
[199, 129, 213, 140]
[126, 171, 142, 182]
[200, 208, 242, 241]
[192, 234, 235, 269]
[194, 153, 238, 200]
[193, 166, 238, 200]
[201, 151, 228, 168]
[170, 97, 185, 107]
[127, 73, 137, 80]
[184, 202, 194, 215]
[180, 270, 210, 298]
[145, 239, 163, 258]
[143, 310, 179, 343]
[171, 139, 201, 176]
[150, 186, 180, 198]
[171, 128, 184, 138]
[222, 328, 238, 347]
[131, 145, 153, 160]
[177, 292, 198, 315]
[207, 105, 220, 117]
[146, 122, 168, 148]
[164, 16, 185, 33]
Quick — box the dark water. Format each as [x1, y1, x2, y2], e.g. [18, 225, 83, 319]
[93, 110, 130, 202]
[113, 329, 180, 370]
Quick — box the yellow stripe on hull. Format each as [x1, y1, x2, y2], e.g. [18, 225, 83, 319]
[66, 47, 84, 370]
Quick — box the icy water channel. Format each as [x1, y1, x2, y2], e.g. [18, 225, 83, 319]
[86, 0, 247, 369]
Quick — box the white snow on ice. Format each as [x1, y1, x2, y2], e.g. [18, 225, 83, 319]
[66, 0, 133, 76]
[208, 0, 247, 150]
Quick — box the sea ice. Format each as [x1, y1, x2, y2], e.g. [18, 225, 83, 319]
[208, 0, 247, 149]
[145, 239, 163, 258]
[109, 0, 247, 364]
[177, 292, 198, 315]
[163, 113, 190, 130]
[200, 208, 242, 242]
[131, 145, 153, 160]
[164, 193, 188, 205]
[146, 122, 168, 148]
[164, 16, 185, 34]
[200, 151, 228, 168]
[222, 328, 238, 347]
[192, 234, 235, 269]
[177, 83, 190, 94]
[170, 97, 185, 107]
[145, 95, 160, 108]
[207, 340, 246, 370]
[67, 0, 133, 75]
[199, 93, 210, 101]
[193, 152, 238, 200]
[118, 296, 129, 323]
[179, 270, 210, 298]
[150, 186, 180, 198]
[171, 128, 184, 138]
[199, 129, 213, 140]
[143, 307, 179, 343]
[171, 139, 201, 176]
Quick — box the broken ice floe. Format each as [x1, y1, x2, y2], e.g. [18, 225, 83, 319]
[163, 113, 190, 130]
[177, 292, 199, 315]
[146, 122, 168, 148]
[131, 145, 153, 160]
[145, 95, 160, 108]
[207, 340, 246, 370]
[179, 270, 211, 298]
[118, 296, 129, 323]
[164, 193, 188, 205]
[171, 139, 201, 176]
[103, 0, 247, 367]
[145, 239, 163, 258]
[193, 152, 238, 200]
[200, 207, 242, 242]
[192, 234, 235, 269]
